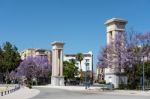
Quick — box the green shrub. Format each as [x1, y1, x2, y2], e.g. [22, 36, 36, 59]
[118, 84, 127, 89]
[98, 80, 106, 84]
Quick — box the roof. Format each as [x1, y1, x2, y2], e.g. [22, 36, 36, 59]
[104, 18, 128, 25]
[51, 41, 65, 45]
[65, 54, 92, 57]
[35, 49, 46, 52]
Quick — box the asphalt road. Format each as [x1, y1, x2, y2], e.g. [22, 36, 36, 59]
[31, 87, 149, 99]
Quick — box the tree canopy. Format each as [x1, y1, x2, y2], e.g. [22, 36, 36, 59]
[63, 60, 78, 80]
[97, 32, 150, 89]
[0, 41, 21, 74]
[75, 53, 84, 82]
[75, 53, 84, 69]
[10, 56, 51, 82]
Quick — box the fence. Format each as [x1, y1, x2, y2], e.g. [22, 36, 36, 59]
[0, 84, 20, 96]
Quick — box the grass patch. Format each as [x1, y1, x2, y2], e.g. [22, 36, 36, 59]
[0, 85, 11, 92]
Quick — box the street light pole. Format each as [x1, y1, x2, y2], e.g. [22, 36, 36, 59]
[91, 54, 93, 85]
[142, 56, 145, 91]
[85, 62, 88, 89]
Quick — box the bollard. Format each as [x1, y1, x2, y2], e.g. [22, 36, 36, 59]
[0, 85, 21, 96]
[1, 92, 3, 96]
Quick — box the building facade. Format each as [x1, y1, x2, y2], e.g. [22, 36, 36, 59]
[64, 51, 93, 72]
[20, 48, 52, 64]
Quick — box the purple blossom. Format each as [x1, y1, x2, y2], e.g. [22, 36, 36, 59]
[12, 56, 51, 80]
[97, 32, 150, 71]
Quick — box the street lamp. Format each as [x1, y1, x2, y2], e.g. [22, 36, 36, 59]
[142, 56, 145, 91]
[85, 62, 88, 89]
[91, 54, 93, 85]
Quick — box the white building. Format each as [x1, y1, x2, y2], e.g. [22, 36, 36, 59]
[64, 51, 93, 72]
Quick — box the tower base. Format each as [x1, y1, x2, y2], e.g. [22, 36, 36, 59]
[51, 76, 64, 86]
[104, 73, 127, 88]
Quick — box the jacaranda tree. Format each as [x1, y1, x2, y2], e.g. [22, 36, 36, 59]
[97, 32, 127, 70]
[10, 56, 51, 85]
[97, 31, 150, 89]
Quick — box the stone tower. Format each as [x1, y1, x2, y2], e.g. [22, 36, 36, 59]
[104, 18, 128, 88]
[51, 41, 65, 86]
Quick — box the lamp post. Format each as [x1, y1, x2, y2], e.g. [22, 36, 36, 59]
[91, 54, 93, 85]
[142, 56, 145, 91]
[85, 62, 88, 89]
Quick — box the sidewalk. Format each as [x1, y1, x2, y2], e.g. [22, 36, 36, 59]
[105, 90, 150, 96]
[34, 85, 94, 91]
[0, 86, 40, 99]
[35, 85, 150, 96]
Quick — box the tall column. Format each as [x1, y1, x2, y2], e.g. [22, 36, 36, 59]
[51, 41, 65, 86]
[60, 50, 63, 76]
[104, 18, 128, 88]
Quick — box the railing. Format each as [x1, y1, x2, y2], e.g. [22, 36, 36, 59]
[99, 83, 114, 90]
[0, 84, 20, 96]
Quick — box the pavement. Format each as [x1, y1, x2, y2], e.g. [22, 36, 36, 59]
[0, 86, 40, 99]
[35, 85, 150, 96]
[0, 85, 150, 99]
[32, 87, 150, 99]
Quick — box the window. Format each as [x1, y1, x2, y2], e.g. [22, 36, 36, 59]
[85, 59, 89, 62]
[85, 63, 90, 70]
[58, 50, 61, 59]
[109, 31, 112, 39]
[86, 63, 89, 66]
[85, 63, 90, 66]
[87, 66, 90, 71]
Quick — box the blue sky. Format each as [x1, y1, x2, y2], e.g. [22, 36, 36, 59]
[0, 0, 150, 71]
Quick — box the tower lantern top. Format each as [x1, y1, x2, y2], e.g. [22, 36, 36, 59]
[51, 41, 64, 46]
[51, 41, 65, 50]
[104, 18, 128, 33]
[104, 18, 128, 25]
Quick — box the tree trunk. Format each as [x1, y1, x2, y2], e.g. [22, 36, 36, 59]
[80, 61, 83, 83]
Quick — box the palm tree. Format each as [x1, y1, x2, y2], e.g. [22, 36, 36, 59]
[75, 53, 84, 83]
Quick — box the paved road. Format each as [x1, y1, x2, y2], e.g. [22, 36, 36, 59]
[31, 87, 149, 99]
